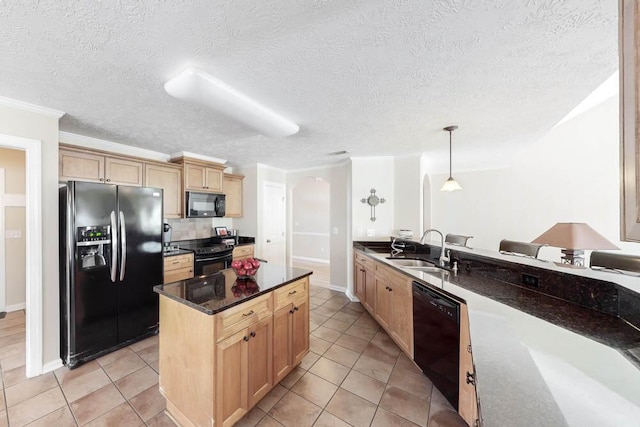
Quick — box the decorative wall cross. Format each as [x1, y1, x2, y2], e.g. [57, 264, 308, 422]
[361, 188, 386, 222]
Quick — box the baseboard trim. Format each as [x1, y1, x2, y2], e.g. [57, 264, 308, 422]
[6, 302, 26, 312]
[42, 358, 63, 374]
[345, 289, 360, 302]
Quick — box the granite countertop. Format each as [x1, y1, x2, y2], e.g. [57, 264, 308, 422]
[354, 242, 640, 427]
[162, 248, 193, 258]
[154, 263, 312, 315]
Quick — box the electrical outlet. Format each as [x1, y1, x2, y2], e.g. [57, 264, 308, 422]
[367, 229, 375, 237]
[333, 227, 339, 234]
[521, 273, 539, 288]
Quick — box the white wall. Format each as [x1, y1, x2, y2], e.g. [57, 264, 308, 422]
[429, 95, 639, 261]
[351, 157, 395, 240]
[393, 155, 422, 238]
[0, 104, 60, 366]
[235, 164, 286, 258]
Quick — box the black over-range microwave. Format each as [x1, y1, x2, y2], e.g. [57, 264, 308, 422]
[186, 191, 226, 218]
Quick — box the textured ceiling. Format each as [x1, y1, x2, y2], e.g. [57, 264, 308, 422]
[0, 0, 617, 171]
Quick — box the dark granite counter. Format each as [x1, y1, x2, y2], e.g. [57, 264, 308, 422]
[154, 264, 312, 315]
[354, 241, 640, 427]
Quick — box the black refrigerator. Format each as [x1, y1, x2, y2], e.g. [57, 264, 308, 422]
[59, 181, 163, 368]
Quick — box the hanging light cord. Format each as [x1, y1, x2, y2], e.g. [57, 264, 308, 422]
[448, 129, 452, 178]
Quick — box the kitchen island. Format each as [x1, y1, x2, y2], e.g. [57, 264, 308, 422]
[154, 265, 312, 427]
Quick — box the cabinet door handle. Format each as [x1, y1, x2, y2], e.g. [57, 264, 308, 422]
[385, 286, 389, 290]
[466, 371, 476, 385]
[288, 290, 297, 295]
[243, 335, 249, 342]
[250, 331, 256, 337]
[388, 287, 393, 292]
[289, 309, 294, 315]
[242, 310, 254, 317]
[99, 178, 105, 182]
[294, 306, 299, 312]
[106, 178, 111, 182]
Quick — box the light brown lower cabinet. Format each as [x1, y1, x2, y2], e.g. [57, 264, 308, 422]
[216, 316, 273, 427]
[354, 249, 479, 422]
[459, 303, 480, 426]
[159, 276, 309, 427]
[373, 263, 413, 357]
[273, 281, 310, 383]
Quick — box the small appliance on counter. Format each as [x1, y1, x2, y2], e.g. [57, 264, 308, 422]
[163, 223, 172, 246]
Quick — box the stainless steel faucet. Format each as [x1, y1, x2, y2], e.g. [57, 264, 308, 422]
[419, 229, 449, 266]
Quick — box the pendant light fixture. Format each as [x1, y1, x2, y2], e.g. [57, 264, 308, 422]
[440, 125, 463, 192]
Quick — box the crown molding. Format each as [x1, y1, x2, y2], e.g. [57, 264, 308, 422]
[0, 96, 65, 119]
[59, 131, 170, 162]
[169, 151, 227, 165]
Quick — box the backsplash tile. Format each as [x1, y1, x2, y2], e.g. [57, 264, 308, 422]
[165, 218, 214, 241]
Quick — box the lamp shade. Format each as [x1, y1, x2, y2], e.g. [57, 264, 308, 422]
[441, 177, 463, 191]
[531, 223, 619, 250]
[164, 67, 299, 137]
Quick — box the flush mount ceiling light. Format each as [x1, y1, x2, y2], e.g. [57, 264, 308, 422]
[164, 66, 299, 137]
[440, 125, 463, 192]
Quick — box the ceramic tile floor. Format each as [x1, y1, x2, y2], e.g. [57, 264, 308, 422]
[0, 286, 467, 426]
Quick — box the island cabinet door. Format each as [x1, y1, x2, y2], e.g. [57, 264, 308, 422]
[216, 329, 249, 427]
[292, 298, 309, 366]
[247, 316, 274, 408]
[273, 304, 293, 383]
[354, 261, 365, 301]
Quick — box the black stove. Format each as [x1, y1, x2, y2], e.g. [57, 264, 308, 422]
[170, 237, 234, 258]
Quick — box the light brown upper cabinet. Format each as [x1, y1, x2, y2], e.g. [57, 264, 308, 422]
[144, 162, 183, 218]
[224, 173, 244, 217]
[181, 161, 224, 193]
[59, 147, 143, 186]
[621, 0, 640, 241]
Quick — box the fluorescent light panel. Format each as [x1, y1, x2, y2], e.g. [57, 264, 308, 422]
[165, 67, 299, 137]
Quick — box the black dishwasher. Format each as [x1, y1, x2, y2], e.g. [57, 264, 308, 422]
[412, 281, 460, 409]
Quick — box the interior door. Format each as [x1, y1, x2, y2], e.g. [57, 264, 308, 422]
[116, 185, 163, 342]
[262, 182, 286, 265]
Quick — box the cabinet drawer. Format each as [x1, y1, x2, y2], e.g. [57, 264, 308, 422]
[164, 254, 194, 272]
[355, 251, 372, 265]
[216, 293, 273, 341]
[274, 279, 308, 311]
[164, 267, 194, 284]
[233, 245, 254, 259]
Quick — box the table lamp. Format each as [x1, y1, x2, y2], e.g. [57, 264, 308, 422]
[531, 222, 619, 266]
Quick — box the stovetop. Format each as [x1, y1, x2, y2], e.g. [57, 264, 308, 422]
[166, 237, 234, 257]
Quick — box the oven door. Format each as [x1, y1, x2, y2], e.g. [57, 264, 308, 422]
[194, 252, 232, 276]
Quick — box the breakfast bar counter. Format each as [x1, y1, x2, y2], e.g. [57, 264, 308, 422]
[354, 241, 640, 427]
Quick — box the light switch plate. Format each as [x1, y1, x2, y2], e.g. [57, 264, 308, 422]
[6, 229, 21, 239]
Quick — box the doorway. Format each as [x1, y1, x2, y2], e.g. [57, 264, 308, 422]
[262, 182, 286, 265]
[291, 177, 330, 287]
[0, 133, 43, 377]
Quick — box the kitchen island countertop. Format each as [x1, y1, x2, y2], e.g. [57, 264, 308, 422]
[154, 264, 312, 315]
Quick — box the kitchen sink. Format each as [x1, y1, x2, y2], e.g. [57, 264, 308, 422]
[412, 266, 445, 273]
[386, 258, 436, 268]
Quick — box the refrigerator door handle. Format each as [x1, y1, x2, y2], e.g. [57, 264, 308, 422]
[110, 211, 117, 282]
[119, 211, 127, 281]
